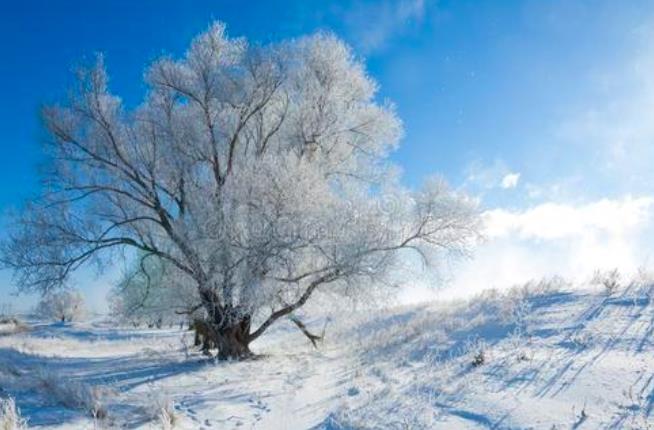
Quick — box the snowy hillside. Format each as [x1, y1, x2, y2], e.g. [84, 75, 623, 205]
[1, 275, 654, 429]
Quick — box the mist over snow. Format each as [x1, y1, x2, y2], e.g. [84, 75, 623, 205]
[431, 196, 652, 299]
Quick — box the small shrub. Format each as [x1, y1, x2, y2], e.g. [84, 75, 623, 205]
[572, 403, 588, 427]
[506, 328, 533, 362]
[592, 268, 621, 295]
[35, 369, 112, 419]
[466, 337, 488, 368]
[0, 397, 27, 430]
[157, 406, 176, 430]
[471, 350, 485, 367]
[511, 275, 568, 300]
[622, 381, 654, 429]
[0, 318, 29, 336]
[143, 386, 177, 428]
[569, 332, 593, 350]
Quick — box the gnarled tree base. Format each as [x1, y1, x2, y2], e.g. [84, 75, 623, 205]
[191, 317, 253, 360]
[215, 338, 252, 360]
[216, 314, 253, 360]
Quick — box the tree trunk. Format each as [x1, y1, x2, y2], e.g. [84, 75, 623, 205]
[213, 320, 252, 360]
[198, 287, 253, 360]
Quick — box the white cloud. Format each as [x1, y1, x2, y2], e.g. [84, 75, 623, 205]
[500, 172, 520, 189]
[464, 159, 522, 193]
[484, 196, 653, 240]
[442, 196, 654, 299]
[341, 0, 427, 54]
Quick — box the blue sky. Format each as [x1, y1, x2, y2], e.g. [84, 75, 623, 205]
[3, 0, 654, 310]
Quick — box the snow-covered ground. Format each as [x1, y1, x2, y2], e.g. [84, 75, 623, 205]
[2, 277, 654, 429]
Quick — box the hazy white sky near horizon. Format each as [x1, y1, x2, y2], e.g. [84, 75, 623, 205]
[3, 0, 654, 312]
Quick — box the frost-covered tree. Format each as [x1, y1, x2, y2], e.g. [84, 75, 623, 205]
[1, 22, 480, 359]
[36, 289, 86, 323]
[109, 254, 198, 326]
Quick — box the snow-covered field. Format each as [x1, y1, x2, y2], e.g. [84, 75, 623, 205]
[2, 277, 654, 429]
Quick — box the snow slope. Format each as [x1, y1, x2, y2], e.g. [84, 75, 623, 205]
[1, 277, 654, 429]
[329, 278, 654, 429]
